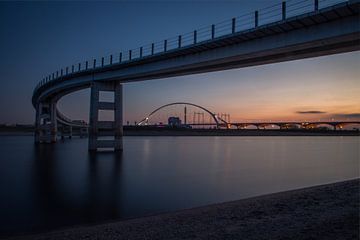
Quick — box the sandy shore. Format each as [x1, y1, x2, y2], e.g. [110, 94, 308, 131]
[8, 179, 359, 240]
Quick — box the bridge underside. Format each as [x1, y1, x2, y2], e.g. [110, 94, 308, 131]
[32, 1, 360, 151]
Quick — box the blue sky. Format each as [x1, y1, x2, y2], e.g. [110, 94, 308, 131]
[0, 0, 359, 124]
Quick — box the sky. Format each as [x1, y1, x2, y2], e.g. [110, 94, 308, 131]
[0, 0, 359, 124]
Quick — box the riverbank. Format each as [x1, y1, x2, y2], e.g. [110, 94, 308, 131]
[8, 179, 359, 240]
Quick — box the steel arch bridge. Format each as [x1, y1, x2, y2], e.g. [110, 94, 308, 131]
[137, 102, 228, 128]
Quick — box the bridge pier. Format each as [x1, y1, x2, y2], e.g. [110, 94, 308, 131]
[80, 127, 88, 138]
[34, 101, 57, 143]
[68, 126, 72, 139]
[88, 81, 123, 152]
[60, 125, 72, 139]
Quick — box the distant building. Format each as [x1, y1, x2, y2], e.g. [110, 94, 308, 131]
[168, 117, 182, 127]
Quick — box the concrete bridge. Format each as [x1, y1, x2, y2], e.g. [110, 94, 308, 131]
[230, 121, 360, 130]
[32, 0, 360, 151]
[137, 102, 360, 130]
[174, 121, 360, 130]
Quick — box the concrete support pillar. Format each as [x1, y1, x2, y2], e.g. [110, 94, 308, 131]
[114, 83, 123, 151]
[88, 81, 123, 152]
[50, 101, 57, 143]
[34, 101, 57, 143]
[34, 103, 41, 143]
[89, 82, 100, 151]
[60, 125, 65, 140]
[80, 127, 88, 138]
[69, 126, 73, 139]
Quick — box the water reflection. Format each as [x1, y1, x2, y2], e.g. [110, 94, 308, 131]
[86, 152, 123, 220]
[28, 144, 124, 234]
[0, 136, 358, 237]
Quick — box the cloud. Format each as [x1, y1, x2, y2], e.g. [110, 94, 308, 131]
[296, 111, 326, 114]
[331, 113, 360, 119]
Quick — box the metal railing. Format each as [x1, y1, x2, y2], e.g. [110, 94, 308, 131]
[34, 0, 348, 95]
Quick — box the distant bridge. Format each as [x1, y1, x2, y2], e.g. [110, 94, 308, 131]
[138, 102, 360, 130]
[32, 0, 360, 151]
[188, 121, 360, 130]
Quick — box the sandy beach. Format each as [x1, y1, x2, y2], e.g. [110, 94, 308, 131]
[7, 179, 359, 240]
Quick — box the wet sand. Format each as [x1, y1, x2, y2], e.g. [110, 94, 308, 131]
[8, 179, 359, 240]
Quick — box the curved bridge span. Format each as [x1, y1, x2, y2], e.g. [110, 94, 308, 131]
[32, 0, 360, 151]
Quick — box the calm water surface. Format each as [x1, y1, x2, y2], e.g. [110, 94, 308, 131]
[0, 136, 359, 237]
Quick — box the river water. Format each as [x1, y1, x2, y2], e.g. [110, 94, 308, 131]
[0, 136, 358, 237]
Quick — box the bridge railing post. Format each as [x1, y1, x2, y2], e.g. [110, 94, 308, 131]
[164, 40, 167, 52]
[140, 47, 143, 58]
[93, 59, 96, 68]
[101, 57, 104, 67]
[151, 43, 154, 55]
[78, 63, 81, 71]
[282, 1, 286, 21]
[129, 50, 132, 60]
[194, 30, 197, 44]
[86, 61, 88, 70]
[119, 52, 122, 63]
[255, 11, 258, 27]
[314, 0, 319, 11]
[232, 18, 236, 34]
[110, 55, 113, 64]
[211, 24, 215, 39]
[178, 35, 182, 48]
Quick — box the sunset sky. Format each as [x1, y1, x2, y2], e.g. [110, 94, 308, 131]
[0, 0, 359, 124]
